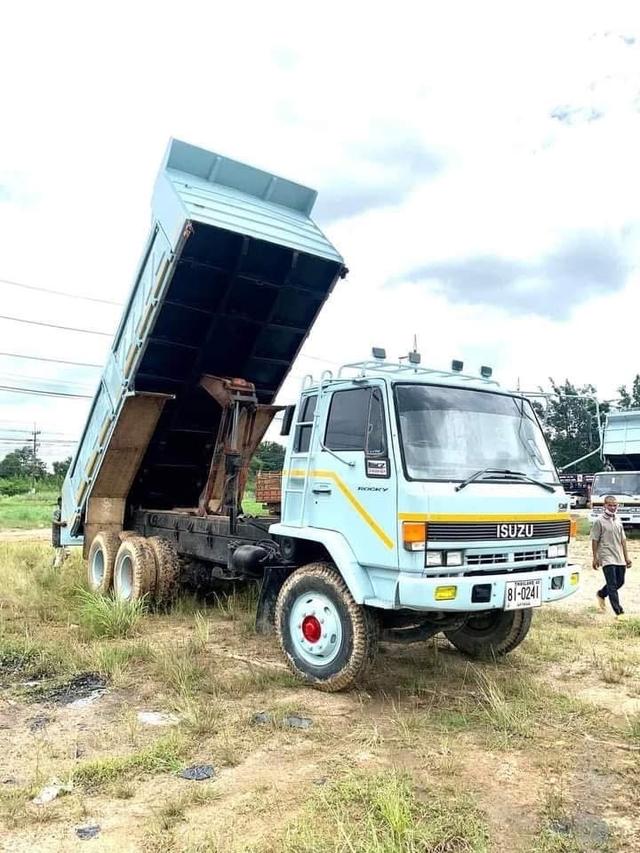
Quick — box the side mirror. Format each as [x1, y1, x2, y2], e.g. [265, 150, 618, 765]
[281, 405, 296, 437]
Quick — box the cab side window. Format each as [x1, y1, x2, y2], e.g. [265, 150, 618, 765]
[366, 388, 386, 456]
[294, 394, 317, 453]
[325, 387, 386, 454]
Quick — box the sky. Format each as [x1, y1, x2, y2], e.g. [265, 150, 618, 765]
[1, 0, 639, 466]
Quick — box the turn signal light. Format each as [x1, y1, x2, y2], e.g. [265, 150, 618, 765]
[569, 519, 577, 538]
[403, 522, 426, 551]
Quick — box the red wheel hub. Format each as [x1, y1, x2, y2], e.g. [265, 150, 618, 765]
[301, 615, 322, 643]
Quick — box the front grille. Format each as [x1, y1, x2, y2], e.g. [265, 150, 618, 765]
[427, 520, 569, 542]
[465, 548, 548, 566]
[466, 553, 508, 566]
[514, 549, 547, 562]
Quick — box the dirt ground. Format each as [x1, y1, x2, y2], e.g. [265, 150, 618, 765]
[1, 534, 639, 852]
[0, 528, 50, 542]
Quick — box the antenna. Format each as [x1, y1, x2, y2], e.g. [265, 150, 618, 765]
[400, 335, 421, 365]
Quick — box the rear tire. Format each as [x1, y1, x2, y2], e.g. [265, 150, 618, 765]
[275, 562, 378, 692]
[147, 537, 180, 606]
[444, 608, 533, 659]
[113, 537, 156, 603]
[86, 532, 120, 594]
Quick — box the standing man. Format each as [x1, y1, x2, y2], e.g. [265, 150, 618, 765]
[51, 497, 68, 569]
[592, 495, 632, 617]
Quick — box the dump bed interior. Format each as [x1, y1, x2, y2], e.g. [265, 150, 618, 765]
[603, 410, 640, 470]
[62, 140, 345, 542]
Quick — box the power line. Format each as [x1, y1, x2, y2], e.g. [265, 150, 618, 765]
[0, 428, 73, 437]
[0, 314, 113, 337]
[0, 371, 94, 391]
[0, 351, 102, 369]
[0, 276, 122, 306]
[0, 438, 76, 445]
[0, 384, 92, 399]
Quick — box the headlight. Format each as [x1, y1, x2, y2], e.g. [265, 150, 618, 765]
[446, 551, 463, 566]
[426, 551, 443, 566]
[548, 544, 567, 559]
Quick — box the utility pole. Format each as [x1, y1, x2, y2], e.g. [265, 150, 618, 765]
[31, 422, 41, 494]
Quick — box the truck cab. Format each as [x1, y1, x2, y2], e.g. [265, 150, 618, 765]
[590, 471, 640, 528]
[267, 355, 579, 689]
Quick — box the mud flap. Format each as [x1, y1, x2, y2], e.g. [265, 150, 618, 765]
[255, 566, 291, 635]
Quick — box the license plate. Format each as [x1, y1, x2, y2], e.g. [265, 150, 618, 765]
[504, 578, 541, 610]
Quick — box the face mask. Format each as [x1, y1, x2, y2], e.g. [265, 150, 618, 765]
[604, 506, 617, 518]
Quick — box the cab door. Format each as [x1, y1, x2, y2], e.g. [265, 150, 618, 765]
[307, 383, 398, 569]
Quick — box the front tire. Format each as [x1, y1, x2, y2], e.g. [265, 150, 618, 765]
[275, 563, 378, 692]
[444, 608, 532, 658]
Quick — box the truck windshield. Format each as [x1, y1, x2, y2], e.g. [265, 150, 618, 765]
[394, 384, 558, 483]
[592, 472, 640, 497]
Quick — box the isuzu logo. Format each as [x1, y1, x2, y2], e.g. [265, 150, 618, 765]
[496, 523, 534, 539]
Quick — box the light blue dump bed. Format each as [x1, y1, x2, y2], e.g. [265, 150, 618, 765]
[61, 140, 345, 545]
[603, 409, 640, 470]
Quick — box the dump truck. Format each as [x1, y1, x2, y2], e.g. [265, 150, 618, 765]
[558, 474, 593, 509]
[61, 139, 580, 691]
[590, 409, 640, 527]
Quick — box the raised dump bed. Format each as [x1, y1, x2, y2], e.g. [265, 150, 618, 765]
[61, 139, 346, 549]
[603, 409, 640, 470]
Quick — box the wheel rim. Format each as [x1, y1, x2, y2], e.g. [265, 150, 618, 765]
[289, 592, 343, 667]
[116, 554, 134, 600]
[90, 549, 105, 588]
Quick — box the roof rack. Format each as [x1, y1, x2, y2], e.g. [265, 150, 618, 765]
[336, 360, 499, 386]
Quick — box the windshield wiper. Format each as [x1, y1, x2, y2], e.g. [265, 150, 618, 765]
[456, 468, 555, 493]
[455, 468, 511, 492]
[498, 470, 556, 493]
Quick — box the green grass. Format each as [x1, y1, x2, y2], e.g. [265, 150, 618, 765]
[0, 489, 58, 529]
[0, 485, 269, 529]
[627, 714, 640, 742]
[274, 771, 489, 853]
[531, 828, 583, 852]
[0, 631, 74, 682]
[611, 617, 640, 639]
[75, 588, 147, 639]
[71, 733, 188, 790]
[0, 541, 84, 623]
[576, 518, 591, 536]
[86, 640, 152, 684]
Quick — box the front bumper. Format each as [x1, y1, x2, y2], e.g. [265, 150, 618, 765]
[395, 564, 581, 612]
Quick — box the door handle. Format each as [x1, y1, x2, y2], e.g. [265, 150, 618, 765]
[312, 482, 332, 494]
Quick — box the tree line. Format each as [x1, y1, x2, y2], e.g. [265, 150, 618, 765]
[533, 374, 640, 473]
[0, 447, 72, 495]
